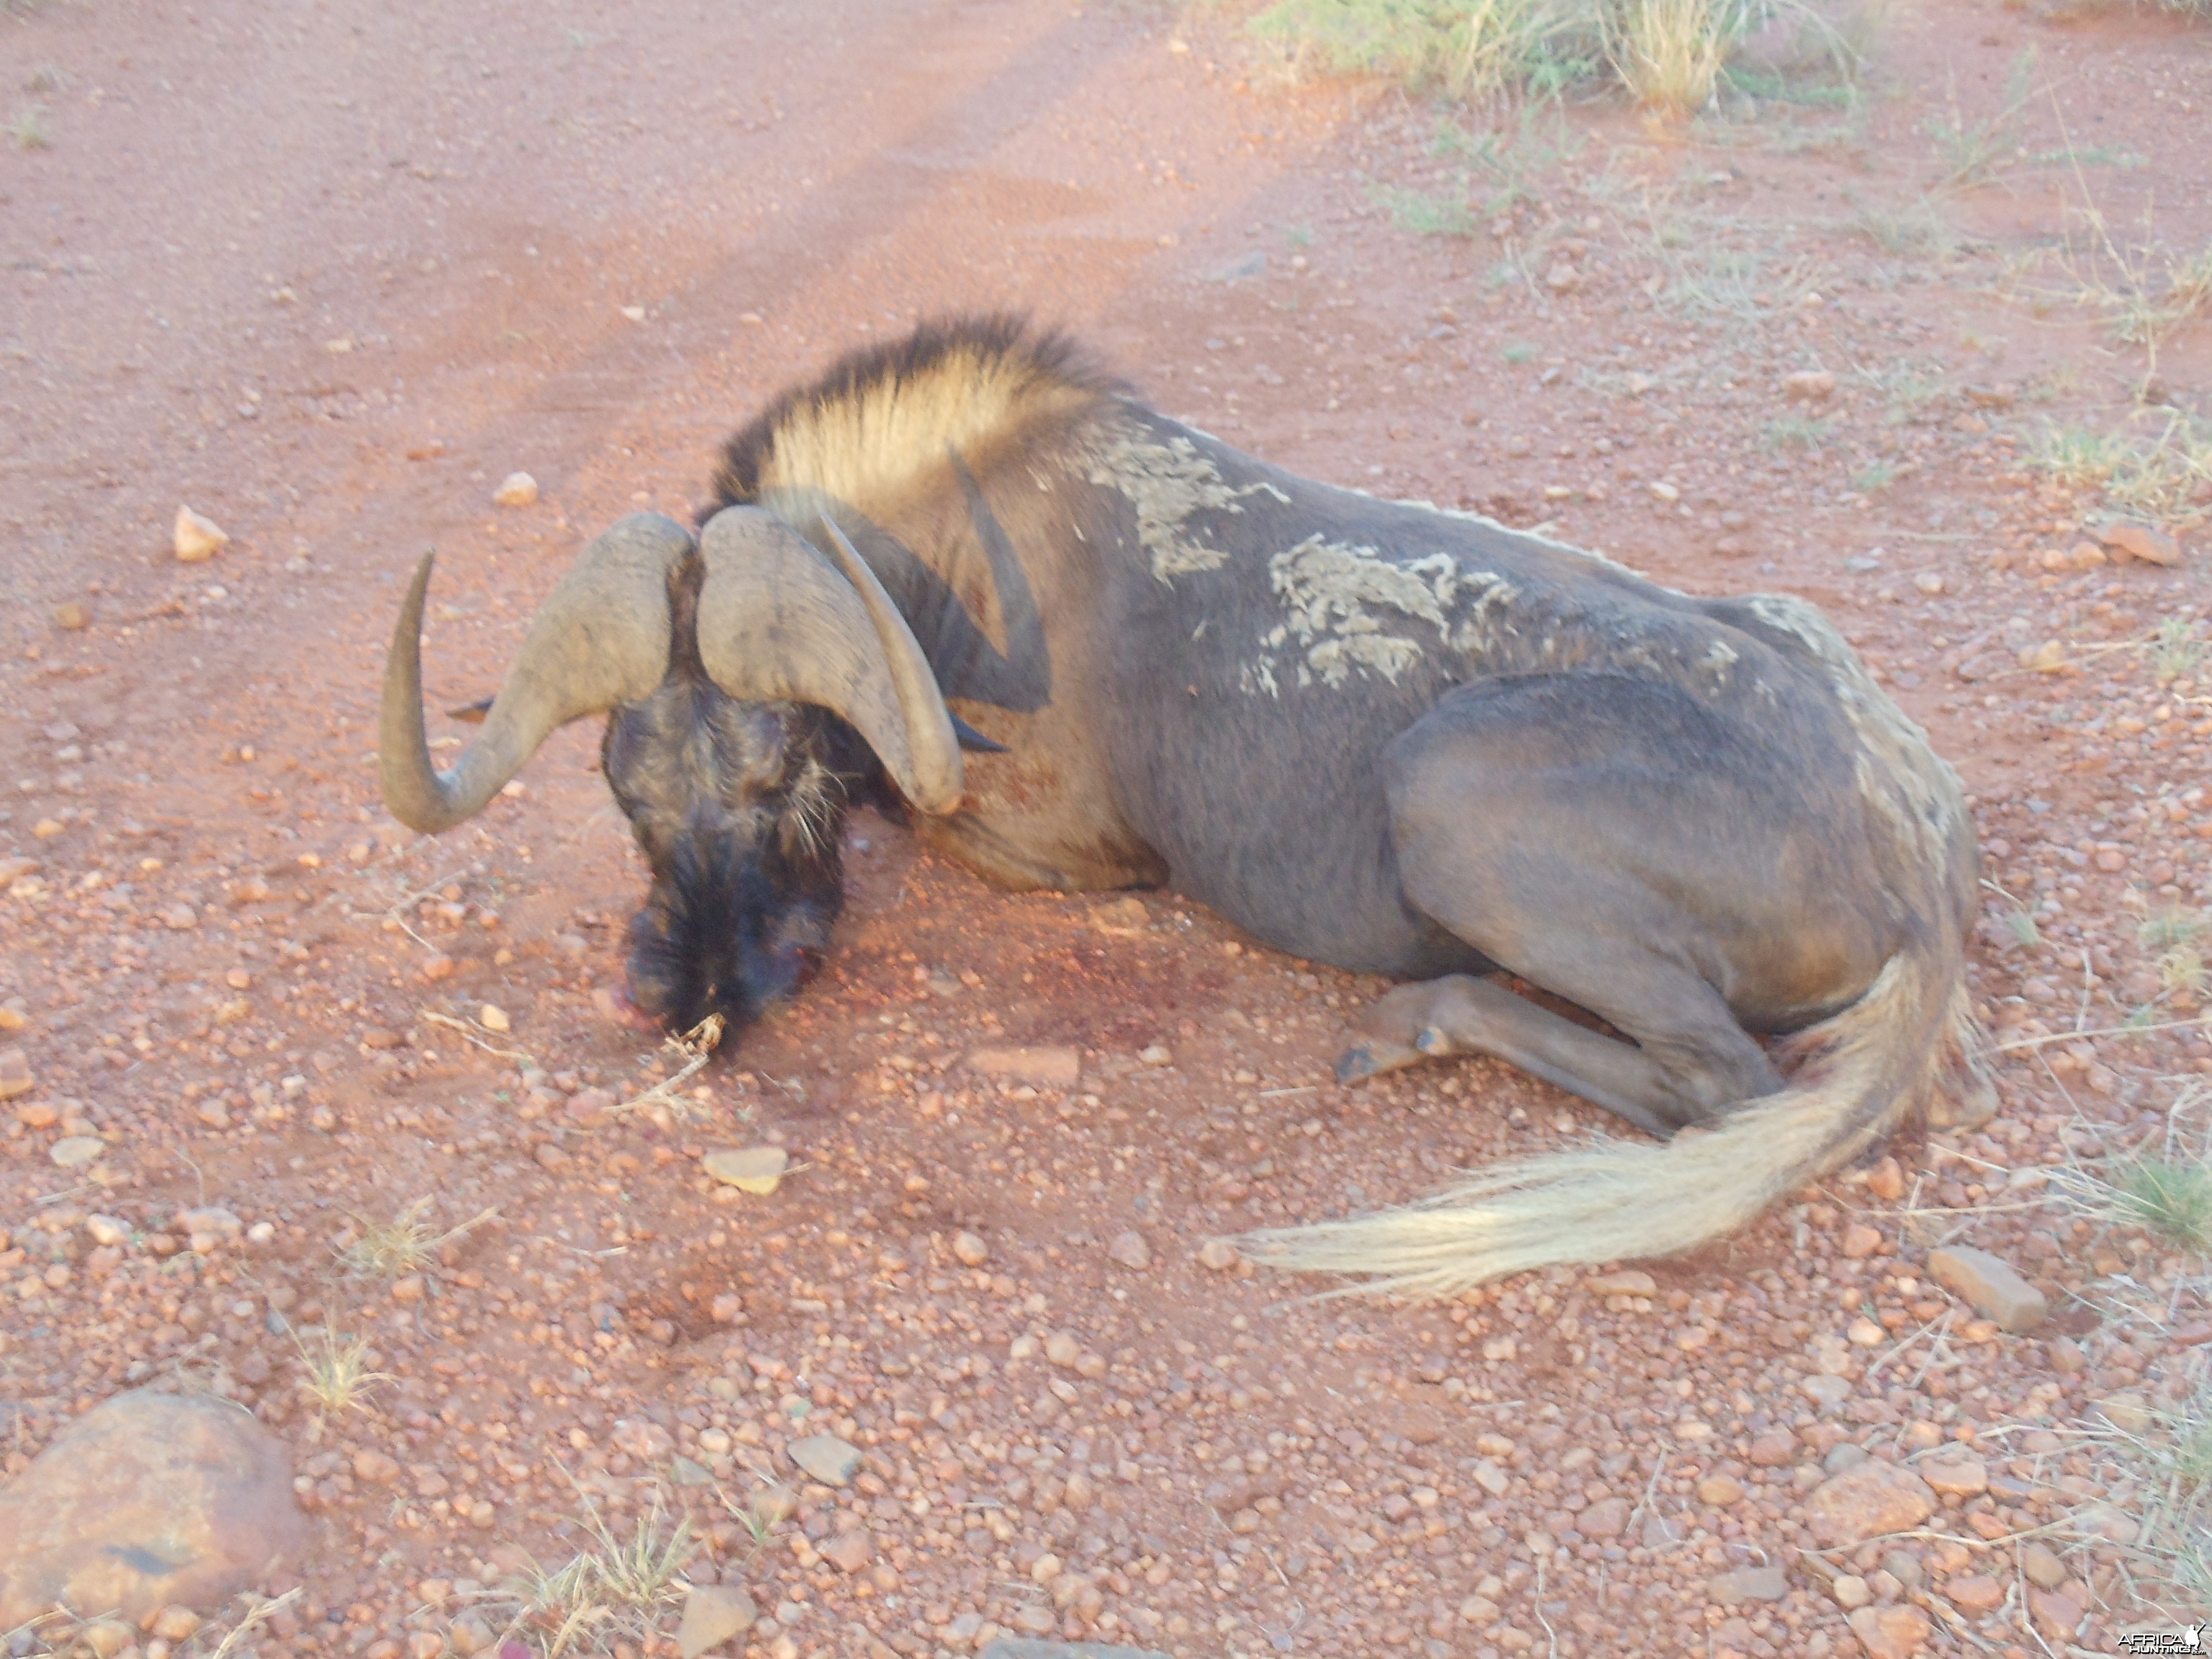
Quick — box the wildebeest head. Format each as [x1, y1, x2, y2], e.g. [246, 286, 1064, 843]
[379, 507, 964, 1033]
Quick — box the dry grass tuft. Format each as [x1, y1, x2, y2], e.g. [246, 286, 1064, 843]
[1605, 0, 1733, 116]
[339, 1196, 500, 1279]
[292, 1323, 394, 1418]
[505, 1493, 694, 1656]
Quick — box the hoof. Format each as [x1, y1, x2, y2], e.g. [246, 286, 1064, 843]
[1335, 1046, 1381, 1084]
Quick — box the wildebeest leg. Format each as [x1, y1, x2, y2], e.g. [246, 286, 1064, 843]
[1341, 677, 1879, 1135]
[1338, 974, 1724, 1140]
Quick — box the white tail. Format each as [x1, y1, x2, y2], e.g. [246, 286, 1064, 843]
[1235, 937, 1981, 1300]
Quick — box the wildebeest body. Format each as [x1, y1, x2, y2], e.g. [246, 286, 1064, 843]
[385, 315, 1988, 1295]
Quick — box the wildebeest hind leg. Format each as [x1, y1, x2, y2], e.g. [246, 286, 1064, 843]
[1339, 974, 1708, 1140]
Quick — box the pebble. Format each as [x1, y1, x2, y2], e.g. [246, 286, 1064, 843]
[492, 472, 539, 508]
[173, 505, 229, 563]
[2094, 519, 2182, 566]
[1865, 1156, 1905, 1201]
[54, 602, 91, 630]
[965, 1046, 1081, 1088]
[2020, 1542, 2067, 1589]
[703, 1147, 789, 1195]
[1780, 369, 1837, 401]
[1197, 1238, 1241, 1271]
[952, 1230, 991, 1266]
[1840, 1222, 1882, 1259]
[160, 903, 198, 931]
[79, 1622, 133, 1658]
[49, 1135, 106, 1167]
[2027, 1587, 2083, 1640]
[1106, 1229, 1152, 1270]
[478, 1004, 511, 1033]
[2, 1049, 37, 1099]
[1579, 1496, 1629, 1538]
[820, 1529, 874, 1572]
[789, 1434, 863, 1487]
[1138, 1044, 1174, 1067]
[1927, 1245, 2047, 1332]
[2095, 1392, 2151, 1434]
[1087, 897, 1150, 937]
[1801, 1373, 1852, 1409]
[1584, 1268, 1656, 1296]
[1846, 1604, 1932, 1658]
[1830, 1574, 1871, 1610]
[1917, 1456, 1987, 1497]
[1696, 1474, 1745, 1506]
[1706, 1565, 1788, 1604]
[1804, 1460, 1936, 1547]
[976, 1644, 1171, 1659]
[1746, 1429, 1796, 1466]
[86, 1214, 129, 1246]
[0, 1389, 306, 1624]
[1944, 1575, 2004, 1614]
[676, 1584, 757, 1657]
[148, 1608, 203, 1642]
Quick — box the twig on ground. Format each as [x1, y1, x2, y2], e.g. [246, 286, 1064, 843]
[609, 1013, 726, 1122]
[420, 1008, 536, 1065]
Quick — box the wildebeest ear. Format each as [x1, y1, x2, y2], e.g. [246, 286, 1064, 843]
[951, 713, 1009, 754]
[445, 697, 493, 726]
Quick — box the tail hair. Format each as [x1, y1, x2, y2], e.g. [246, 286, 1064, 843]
[1235, 933, 1985, 1300]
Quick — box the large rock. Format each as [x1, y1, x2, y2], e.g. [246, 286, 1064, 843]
[1804, 1460, 1936, 1548]
[0, 1389, 307, 1623]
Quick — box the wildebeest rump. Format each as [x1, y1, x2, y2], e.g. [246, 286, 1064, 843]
[380, 316, 1989, 1294]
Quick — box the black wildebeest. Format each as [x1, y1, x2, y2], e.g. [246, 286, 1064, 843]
[381, 316, 1988, 1293]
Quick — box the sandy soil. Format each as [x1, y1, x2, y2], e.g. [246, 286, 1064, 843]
[3, 1, 2210, 1656]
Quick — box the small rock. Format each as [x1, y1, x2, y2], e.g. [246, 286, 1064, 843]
[1944, 1575, 2003, 1614]
[86, 1215, 129, 1246]
[977, 1644, 1173, 1659]
[1830, 1574, 1871, 1610]
[1198, 1238, 1241, 1271]
[703, 1147, 789, 1195]
[2095, 1392, 2152, 1434]
[789, 1434, 863, 1487]
[1846, 1604, 1931, 1659]
[565, 1088, 615, 1126]
[449, 1618, 494, 1656]
[14, 1101, 56, 1128]
[79, 1622, 134, 1658]
[1804, 1460, 1936, 1547]
[951, 1230, 991, 1266]
[147, 1608, 203, 1642]
[353, 1449, 402, 1484]
[478, 1004, 511, 1033]
[49, 1135, 106, 1168]
[2019, 1541, 2067, 1589]
[160, 903, 198, 931]
[1696, 1475, 1745, 1507]
[2093, 519, 2182, 566]
[1106, 1229, 1152, 1270]
[821, 1529, 873, 1572]
[1707, 1565, 1788, 1604]
[492, 472, 539, 509]
[1927, 1245, 2047, 1332]
[965, 1046, 1081, 1088]
[1840, 1223, 1882, 1259]
[1747, 1428, 1797, 1467]
[53, 602, 91, 631]
[1917, 1456, 1987, 1498]
[0, 1389, 307, 1625]
[676, 1584, 757, 1657]
[1585, 1269, 1657, 1297]
[2027, 1587, 2082, 1641]
[1579, 1496, 1630, 1538]
[1088, 897, 1150, 938]
[1781, 370, 1837, 402]
[1865, 1156, 1905, 1201]
[1138, 1043, 1173, 1067]
[0, 1049, 35, 1100]
[1802, 1374, 1852, 1410]
[173, 505, 229, 563]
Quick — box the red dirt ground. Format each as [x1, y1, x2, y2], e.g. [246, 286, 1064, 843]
[3, 2, 2210, 1656]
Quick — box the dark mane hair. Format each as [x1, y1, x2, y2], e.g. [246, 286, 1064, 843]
[704, 313, 1130, 518]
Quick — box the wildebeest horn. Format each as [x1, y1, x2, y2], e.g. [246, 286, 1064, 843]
[381, 513, 696, 833]
[696, 506, 963, 815]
